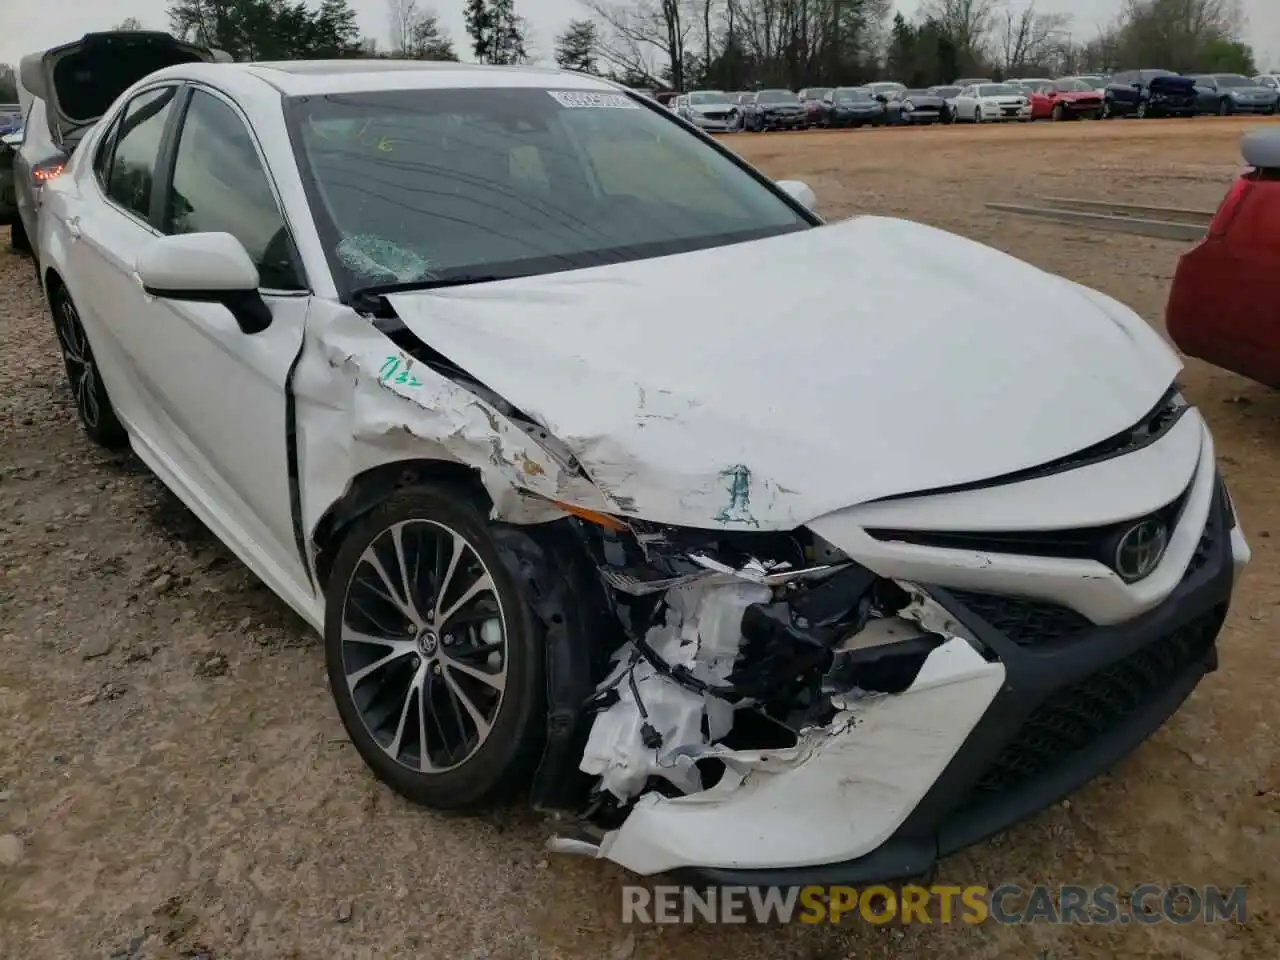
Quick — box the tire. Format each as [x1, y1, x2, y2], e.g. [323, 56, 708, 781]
[48, 284, 128, 448]
[8, 216, 31, 254]
[973, 105, 983, 123]
[1052, 103, 1064, 121]
[324, 485, 545, 810]
[1136, 101, 1147, 119]
[1101, 101, 1112, 119]
[1218, 98, 1231, 116]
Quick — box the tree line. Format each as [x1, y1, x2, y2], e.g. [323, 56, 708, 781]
[0, 0, 1265, 103]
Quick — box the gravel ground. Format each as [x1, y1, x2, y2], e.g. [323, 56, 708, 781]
[1, 117, 1278, 959]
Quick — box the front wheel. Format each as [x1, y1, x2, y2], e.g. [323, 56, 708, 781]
[1218, 98, 1232, 116]
[49, 285, 127, 448]
[324, 486, 545, 810]
[1136, 101, 1148, 119]
[1052, 104, 1064, 121]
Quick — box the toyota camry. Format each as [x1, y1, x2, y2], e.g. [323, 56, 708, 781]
[35, 57, 1248, 883]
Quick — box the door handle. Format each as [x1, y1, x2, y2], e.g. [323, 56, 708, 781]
[65, 215, 80, 239]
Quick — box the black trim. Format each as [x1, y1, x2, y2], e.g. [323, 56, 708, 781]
[675, 476, 1235, 887]
[284, 338, 315, 591]
[873, 385, 1188, 504]
[141, 286, 273, 335]
[147, 85, 191, 229]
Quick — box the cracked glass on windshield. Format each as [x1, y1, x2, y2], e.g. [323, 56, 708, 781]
[285, 87, 810, 293]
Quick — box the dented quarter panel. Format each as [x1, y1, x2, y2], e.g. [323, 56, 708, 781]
[292, 301, 617, 549]
[594, 637, 1006, 874]
[386, 215, 1180, 530]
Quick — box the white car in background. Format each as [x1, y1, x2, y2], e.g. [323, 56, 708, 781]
[37, 59, 1247, 884]
[954, 82, 1032, 122]
[677, 90, 735, 132]
[1254, 74, 1280, 92]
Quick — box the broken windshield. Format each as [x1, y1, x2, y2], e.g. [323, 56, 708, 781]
[285, 87, 810, 294]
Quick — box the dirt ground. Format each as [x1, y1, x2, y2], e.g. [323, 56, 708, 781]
[2, 117, 1279, 959]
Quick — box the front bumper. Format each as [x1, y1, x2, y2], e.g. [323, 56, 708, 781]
[601, 474, 1243, 884]
[690, 114, 732, 132]
[1228, 98, 1278, 113]
[981, 104, 1032, 120]
[831, 109, 883, 124]
[1149, 98, 1197, 116]
[759, 112, 806, 128]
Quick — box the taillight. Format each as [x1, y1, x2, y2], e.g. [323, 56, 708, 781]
[1208, 172, 1255, 237]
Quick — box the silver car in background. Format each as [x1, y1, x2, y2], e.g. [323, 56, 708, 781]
[678, 90, 735, 132]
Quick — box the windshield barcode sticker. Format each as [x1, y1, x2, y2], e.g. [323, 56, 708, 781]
[548, 91, 639, 109]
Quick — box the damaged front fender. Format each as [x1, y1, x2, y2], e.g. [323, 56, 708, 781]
[292, 300, 619, 554]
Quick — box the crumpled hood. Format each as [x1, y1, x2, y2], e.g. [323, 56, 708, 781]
[386, 216, 1180, 531]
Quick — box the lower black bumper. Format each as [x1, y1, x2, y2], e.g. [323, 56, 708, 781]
[1150, 102, 1198, 116]
[677, 477, 1236, 887]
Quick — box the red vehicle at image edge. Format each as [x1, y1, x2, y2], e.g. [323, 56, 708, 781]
[1166, 130, 1280, 387]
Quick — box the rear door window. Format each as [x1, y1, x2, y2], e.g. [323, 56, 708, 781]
[103, 86, 179, 221]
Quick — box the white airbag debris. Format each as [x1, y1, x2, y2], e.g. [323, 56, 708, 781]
[580, 580, 771, 800]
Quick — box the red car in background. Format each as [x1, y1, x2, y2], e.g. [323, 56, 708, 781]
[1030, 78, 1105, 120]
[1166, 130, 1280, 386]
[798, 87, 832, 127]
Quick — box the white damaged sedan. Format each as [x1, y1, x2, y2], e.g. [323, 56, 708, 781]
[37, 59, 1248, 883]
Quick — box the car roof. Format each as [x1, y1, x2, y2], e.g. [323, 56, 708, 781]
[141, 59, 618, 97]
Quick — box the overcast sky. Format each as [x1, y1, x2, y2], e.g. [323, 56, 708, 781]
[1, 0, 1275, 72]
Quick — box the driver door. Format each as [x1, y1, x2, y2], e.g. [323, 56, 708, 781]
[128, 85, 314, 602]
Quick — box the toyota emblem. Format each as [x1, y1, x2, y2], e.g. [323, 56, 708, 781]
[1115, 519, 1169, 582]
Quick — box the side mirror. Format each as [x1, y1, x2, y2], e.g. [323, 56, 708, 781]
[777, 179, 817, 211]
[875, 94, 888, 103]
[136, 232, 272, 335]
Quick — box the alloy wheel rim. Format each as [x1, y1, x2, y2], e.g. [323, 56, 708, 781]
[55, 299, 100, 429]
[340, 519, 508, 774]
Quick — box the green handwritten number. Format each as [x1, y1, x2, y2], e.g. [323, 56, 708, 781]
[380, 354, 422, 388]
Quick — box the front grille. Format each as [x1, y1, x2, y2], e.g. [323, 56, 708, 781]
[947, 590, 1092, 646]
[868, 482, 1190, 574]
[965, 606, 1224, 800]
[943, 494, 1218, 648]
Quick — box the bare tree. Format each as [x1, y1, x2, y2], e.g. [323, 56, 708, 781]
[113, 16, 147, 30]
[389, 0, 420, 53]
[581, 0, 691, 88]
[919, 0, 997, 63]
[1116, 0, 1244, 70]
[997, 4, 1070, 72]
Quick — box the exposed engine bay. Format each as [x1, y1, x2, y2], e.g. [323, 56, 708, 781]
[535, 518, 976, 841]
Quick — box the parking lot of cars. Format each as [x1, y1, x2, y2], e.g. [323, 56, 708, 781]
[2, 109, 1278, 959]
[670, 71, 1279, 132]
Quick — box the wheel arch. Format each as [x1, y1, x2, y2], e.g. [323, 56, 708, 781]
[43, 263, 64, 300]
[310, 457, 491, 592]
